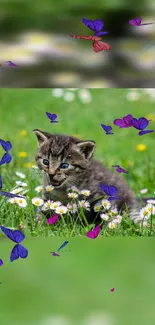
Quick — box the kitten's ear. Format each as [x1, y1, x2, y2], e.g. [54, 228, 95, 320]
[33, 129, 52, 146]
[76, 141, 95, 160]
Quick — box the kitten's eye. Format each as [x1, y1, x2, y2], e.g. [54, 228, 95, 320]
[59, 163, 69, 169]
[43, 159, 49, 166]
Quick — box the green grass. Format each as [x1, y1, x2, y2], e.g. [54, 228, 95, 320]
[0, 237, 155, 325]
[0, 88, 155, 236]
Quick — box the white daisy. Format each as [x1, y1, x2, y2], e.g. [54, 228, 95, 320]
[10, 187, 23, 194]
[50, 201, 61, 210]
[113, 215, 122, 224]
[78, 200, 90, 210]
[32, 197, 44, 206]
[80, 189, 91, 197]
[101, 199, 111, 210]
[35, 185, 43, 193]
[67, 192, 78, 199]
[145, 203, 155, 215]
[52, 88, 64, 97]
[94, 203, 102, 212]
[45, 185, 54, 192]
[78, 89, 92, 104]
[63, 91, 75, 102]
[111, 208, 118, 215]
[139, 207, 151, 220]
[41, 200, 52, 211]
[15, 171, 26, 179]
[55, 205, 68, 215]
[100, 213, 109, 221]
[108, 221, 117, 229]
[126, 91, 140, 101]
[15, 181, 27, 187]
[16, 197, 27, 208]
[8, 198, 18, 204]
[147, 199, 155, 205]
[66, 203, 77, 213]
[140, 188, 148, 194]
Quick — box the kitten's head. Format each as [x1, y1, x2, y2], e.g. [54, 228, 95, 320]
[33, 129, 95, 189]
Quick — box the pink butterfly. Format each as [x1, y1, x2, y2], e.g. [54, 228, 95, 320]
[110, 288, 115, 292]
[129, 17, 153, 26]
[93, 41, 112, 52]
[87, 224, 100, 239]
[47, 214, 59, 225]
[113, 114, 133, 128]
[68, 34, 102, 41]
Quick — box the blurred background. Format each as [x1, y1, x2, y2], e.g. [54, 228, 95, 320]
[0, 0, 155, 87]
[0, 237, 155, 325]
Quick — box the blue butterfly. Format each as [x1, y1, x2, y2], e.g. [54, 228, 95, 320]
[50, 241, 70, 257]
[99, 184, 120, 201]
[0, 139, 12, 166]
[5, 61, 18, 67]
[0, 226, 28, 262]
[46, 112, 58, 123]
[82, 18, 109, 37]
[0, 175, 24, 199]
[131, 117, 154, 136]
[0, 259, 3, 266]
[101, 124, 114, 135]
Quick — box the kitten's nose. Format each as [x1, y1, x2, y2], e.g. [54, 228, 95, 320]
[49, 172, 55, 177]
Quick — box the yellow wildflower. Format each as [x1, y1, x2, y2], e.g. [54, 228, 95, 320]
[18, 152, 28, 158]
[20, 130, 27, 136]
[136, 144, 147, 152]
[24, 162, 33, 168]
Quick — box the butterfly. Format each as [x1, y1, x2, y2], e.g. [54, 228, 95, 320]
[112, 165, 128, 174]
[47, 214, 59, 225]
[82, 18, 109, 36]
[0, 175, 24, 199]
[110, 288, 115, 292]
[50, 240, 70, 257]
[46, 112, 58, 123]
[0, 139, 12, 166]
[99, 184, 120, 201]
[0, 259, 3, 266]
[87, 224, 100, 239]
[5, 61, 18, 67]
[0, 226, 28, 262]
[68, 34, 102, 41]
[129, 17, 153, 26]
[93, 41, 112, 52]
[131, 117, 154, 135]
[101, 124, 114, 135]
[113, 114, 133, 128]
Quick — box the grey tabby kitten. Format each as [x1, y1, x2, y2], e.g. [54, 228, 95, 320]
[33, 129, 147, 224]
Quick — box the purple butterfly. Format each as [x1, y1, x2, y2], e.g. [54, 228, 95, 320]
[82, 18, 109, 36]
[113, 114, 133, 128]
[5, 61, 18, 67]
[46, 112, 58, 123]
[129, 17, 153, 26]
[0, 259, 3, 266]
[0, 139, 12, 166]
[47, 214, 59, 225]
[100, 184, 120, 201]
[112, 165, 128, 174]
[50, 240, 70, 257]
[101, 124, 113, 135]
[0, 175, 24, 198]
[0, 226, 28, 262]
[131, 117, 154, 136]
[87, 224, 100, 239]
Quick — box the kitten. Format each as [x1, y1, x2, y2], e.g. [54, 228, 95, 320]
[33, 129, 148, 224]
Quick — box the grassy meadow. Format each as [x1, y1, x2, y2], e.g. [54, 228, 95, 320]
[0, 88, 155, 237]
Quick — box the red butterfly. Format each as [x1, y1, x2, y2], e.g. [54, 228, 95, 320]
[68, 34, 112, 52]
[93, 40, 112, 52]
[68, 34, 102, 41]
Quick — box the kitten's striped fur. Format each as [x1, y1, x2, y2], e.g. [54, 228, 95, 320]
[33, 129, 148, 224]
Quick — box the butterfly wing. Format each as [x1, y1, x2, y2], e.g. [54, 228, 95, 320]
[139, 130, 154, 136]
[68, 34, 102, 41]
[138, 117, 149, 130]
[0, 175, 2, 189]
[82, 18, 97, 31]
[0, 191, 24, 198]
[109, 186, 118, 196]
[99, 184, 110, 195]
[0, 153, 12, 166]
[93, 224, 100, 238]
[0, 259, 3, 266]
[87, 230, 95, 239]
[123, 114, 133, 126]
[106, 126, 113, 132]
[129, 18, 142, 26]
[113, 118, 126, 128]
[94, 31, 109, 36]
[131, 118, 140, 130]
[46, 112, 57, 121]
[0, 226, 16, 242]
[101, 124, 108, 132]
[57, 241, 69, 252]
[93, 41, 112, 52]
[135, 17, 142, 25]
[47, 214, 59, 224]
[0, 139, 12, 151]
[51, 252, 60, 256]
[93, 19, 104, 31]
[129, 20, 138, 26]
[13, 230, 25, 243]
[10, 244, 28, 262]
